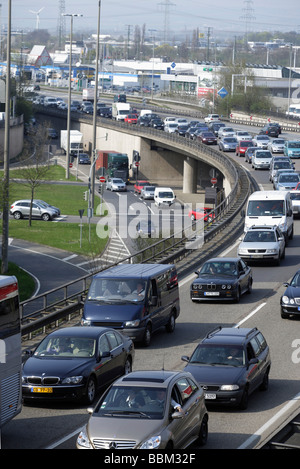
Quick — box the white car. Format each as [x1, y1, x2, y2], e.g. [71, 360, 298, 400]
[164, 122, 178, 133]
[267, 138, 285, 153]
[218, 127, 236, 139]
[235, 131, 252, 142]
[252, 135, 270, 149]
[163, 116, 177, 126]
[204, 113, 220, 123]
[290, 190, 300, 216]
[252, 150, 273, 170]
[106, 177, 127, 191]
[238, 225, 285, 265]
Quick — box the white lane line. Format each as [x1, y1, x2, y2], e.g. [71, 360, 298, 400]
[45, 427, 84, 449]
[234, 302, 267, 327]
[62, 254, 78, 261]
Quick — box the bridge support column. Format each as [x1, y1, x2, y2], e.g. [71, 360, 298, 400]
[182, 156, 197, 193]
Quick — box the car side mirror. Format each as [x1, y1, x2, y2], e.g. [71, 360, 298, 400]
[98, 351, 110, 362]
[181, 355, 189, 362]
[149, 296, 158, 306]
[171, 411, 184, 420]
[248, 357, 259, 366]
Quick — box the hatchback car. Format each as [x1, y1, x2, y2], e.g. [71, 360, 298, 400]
[244, 146, 257, 164]
[218, 127, 236, 139]
[259, 125, 280, 138]
[190, 257, 253, 303]
[267, 138, 285, 153]
[78, 153, 91, 164]
[188, 207, 214, 222]
[76, 370, 208, 449]
[218, 136, 238, 152]
[140, 185, 156, 200]
[181, 326, 271, 409]
[252, 135, 270, 149]
[272, 168, 296, 188]
[22, 326, 135, 404]
[124, 114, 137, 124]
[237, 225, 285, 265]
[252, 150, 273, 169]
[290, 190, 300, 216]
[269, 158, 294, 182]
[197, 131, 217, 145]
[106, 178, 127, 192]
[10, 199, 60, 221]
[235, 131, 252, 142]
[134, 180, 149, 194]
[274, 172, 300, 191]
[236, 140, 253, 157]
[281, 269, 300, 318]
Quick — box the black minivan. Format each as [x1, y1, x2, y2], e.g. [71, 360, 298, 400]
[82, 264, 180, 346]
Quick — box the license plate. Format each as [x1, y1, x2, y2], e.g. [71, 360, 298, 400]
[204, 292, 219, 296]
[205, 393, 216, 399]
[31, 387, 53, 393]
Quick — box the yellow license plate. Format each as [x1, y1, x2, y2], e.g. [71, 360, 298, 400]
[31, 387, 53, 393]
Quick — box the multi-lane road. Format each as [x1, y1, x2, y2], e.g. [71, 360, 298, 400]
[2, 111, 300, 449]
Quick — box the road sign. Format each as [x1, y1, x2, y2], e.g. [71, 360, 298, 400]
[99, 176, 106, 183]
[134, 161, 140, 167]
[211, 177, 217, 185]
[217, 87, 228, 99]
[69, 163, 73, 168]
[171, 62, 176, 69]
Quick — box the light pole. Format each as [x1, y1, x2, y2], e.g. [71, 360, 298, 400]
[148, 29, 156, 101]
[62, 13, 82, 179]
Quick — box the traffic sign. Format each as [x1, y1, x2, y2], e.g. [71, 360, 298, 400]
[69, 163, 73, 168]
[171, 62, 176, 68]
[134, 161, 140, 167]
[217, 87, 228, 99]
[99, 176, 106, 183]
[211, 177, 217, 185]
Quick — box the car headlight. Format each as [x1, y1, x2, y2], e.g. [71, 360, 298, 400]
[220, 384, 239, 391]
[140, 436, 161, 449]
[62, 376, 83, 384]
[81, 318, 91, 326]
[125, 319, 140, 327]
[77, 427, 92, 449]
[282, 296, 294, 304]
[238, 248, 248, 254]
[222, 284, 232, 289]
[266, 249, 277, 254]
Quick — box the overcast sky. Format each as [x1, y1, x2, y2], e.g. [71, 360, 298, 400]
[3, 0, 300, 39]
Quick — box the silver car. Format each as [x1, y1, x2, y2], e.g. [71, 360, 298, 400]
[267, 138, 285, 153]
[269, 158, 294, 183]
[218, 136, 238, 152]
[252, 150, 273, 169]
[140, 185, 156, 199]
[10, 199, 60, 221]
[273, 168, 296, 188]
[238, 225, 285, 265]
[290, 190, 300, 216]
[274, 172, 300, 191]
[252, 135, 270, 149]
[76, 370, 208, 449]
[217, 127, 236, 139]
[105, 177, 127, 191]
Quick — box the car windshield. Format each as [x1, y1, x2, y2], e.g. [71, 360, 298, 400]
[94, 386, 167, 419]
[247, 200, 284, 216]
[189, 344, 245, 367]
[255, 152, 272, 158]
[243, 231, 276, 242]
[274, 162, 291, 169]
[257, 136, 269, 140]
[144, 186, 155, 191]
[199, 261, 237, 276]
[275, 140, 285, 145]
[278, 175, 299, 182]
[288, 142, 300, 148]
[87, 278, 146, 303]
[224, 138, 237, 143]
[290, 193, 300, 200]
[291, 272, 300, 287]
[112, 179, 124, 183]
[34, 336, 96, 358]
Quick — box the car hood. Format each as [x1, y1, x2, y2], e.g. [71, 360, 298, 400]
[184, 363, 244, 385]
[84, 302, 143, 321]
[283, 285, 300, 299]
[23, 356, 92, 377]
[87, 415, 165, 446]
[194, 274, 237, 285]
[239, 241, 279, 250]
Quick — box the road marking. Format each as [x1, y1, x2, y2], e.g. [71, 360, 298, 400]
[234, 302, 267, 327]
[62, 254, 78, 261]
[45, 426, 83, 449]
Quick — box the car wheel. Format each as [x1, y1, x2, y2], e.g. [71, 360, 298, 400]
[41, 213, 50, 221]
[259, 369, 269, 391]
[13, 211, 22, 220]
[85, 376, 96, 404]
[197, 415, 208, 446]
[289, 225, 294, 240]
[239, 385, 249, 410]
[247, 278, 253, 294]
[124, 358, 132, 375]
[281, 248, 286, 260]
[165, 313, 175, 333]
[142, 324, 152, 347]
[235, 287, 241, 303]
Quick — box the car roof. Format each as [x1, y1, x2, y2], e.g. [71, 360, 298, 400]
[201, 326, 258, 346]
[93, 263, 175, 280]
[113, 370, 183, 388]
[44, 326, 113, 339]
[204, 257, 240, 263]
[247, 225, 278, 230]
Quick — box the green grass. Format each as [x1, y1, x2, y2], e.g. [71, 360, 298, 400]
[0, 261, 36, 302]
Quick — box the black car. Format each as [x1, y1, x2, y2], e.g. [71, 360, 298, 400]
[181, 326, 271, 409]
[22, 326, 135, 404]
[208, 122, 226, 136]
[175, 124, 189, 136]
[150, 118, 164, 130]
[259, 125, 280, 138]
[47, 128, 58, 139]
[79, 153, 91, 164]
[280, 269, 300, 318]
[190, 257, 253, 302]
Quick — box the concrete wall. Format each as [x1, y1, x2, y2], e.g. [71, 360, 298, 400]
[0, 115, 24, 162]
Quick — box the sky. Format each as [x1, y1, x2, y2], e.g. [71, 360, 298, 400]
[2, 0, 300, 39]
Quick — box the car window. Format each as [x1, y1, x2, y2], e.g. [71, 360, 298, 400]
[99, 334, 110, 354]
[249, 337, 260, 357]
[175, 377, 197, 405]
[255, 332, 267, 353]
[106, 331, 121, 350]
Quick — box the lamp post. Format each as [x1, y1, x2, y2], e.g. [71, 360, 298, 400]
[62, 13, 82, 179]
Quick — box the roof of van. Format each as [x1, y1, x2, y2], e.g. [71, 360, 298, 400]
[93, 263, 175, 279]
[248, 190, 291, 200]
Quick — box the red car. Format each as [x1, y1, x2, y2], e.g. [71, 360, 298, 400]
[197, 131, 217, 145]
[134, 180, 149, 194]
[236, 140, 253, 157]
[188, 207, 215, 222]
[124, 114, 137, 124]
[292, 182, 300, 190]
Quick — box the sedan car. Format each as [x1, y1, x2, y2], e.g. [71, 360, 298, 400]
[290, 190, 300, 216]
[78, 153, 91, 164]
[269, 158, 294, 182]
[274, 172, 300, 191]
[208, 122, 226, 136]
[197, 131, 217, 145]
[190, 257, 253, 302]
[150, 118, 164, 130]
[76, 370, 208, 449]
[244, 146, 257, 164]
[22, 326, 135, 404]
[218, 127, 236, 139]
[106, 177, 127, 192]
[259, 124, 280, 138]
[237, 225, 285, 265]
[181, 326, 271, 409]
[267, 138, 285, 153]
[140, 185, 156, 200]
[218, 136, 238, 152]
[175, 124, 189, 136]
[281, 270, 300, 318]
[134, 180, 149, 194]
[235, 140, 253, 157]
[252, 135, 270, 149]
[235, 131, 252, 142]
[10, 199, 59, 221]
[188, 207, 214, 222]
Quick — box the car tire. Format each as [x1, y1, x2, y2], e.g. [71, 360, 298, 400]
[165, 313, 175, 333]
[197, 415, 208, 446]
[41, 213, 51, 221]
[142, 324, 152, 347]
[239, 386, 249, 410]
[13, 211, 22, 220]
[259, 369, 269, 391]
[85, 376, 96, 404]
[124, 358, 132, 375]
[247, 278, 253, 294]
[235, 287, 241, 303]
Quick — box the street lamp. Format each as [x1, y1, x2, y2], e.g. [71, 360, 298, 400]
[62, 13, 82, 179]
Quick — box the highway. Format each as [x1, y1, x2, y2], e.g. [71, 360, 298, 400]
[2, 110, 300, 449]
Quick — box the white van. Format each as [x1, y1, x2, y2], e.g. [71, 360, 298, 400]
[154, 187, 176, 207]
[244, 190, 294, 242]
[139, 110, 153, 117]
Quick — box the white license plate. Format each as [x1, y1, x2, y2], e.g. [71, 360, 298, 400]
[205, 393, 216, 399]
[204, 292, 219, 296]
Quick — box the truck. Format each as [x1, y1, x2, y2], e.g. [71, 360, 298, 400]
[82, 88, 95, 101]
[60, 130, 83, 157]
[95, 151, 129, 182]
[112, 102, 131, 121]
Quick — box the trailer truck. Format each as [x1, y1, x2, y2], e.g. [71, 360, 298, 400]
[112, 102, 131, 121]
[95, 151, 129, 182]
[60, 130, 83, 156]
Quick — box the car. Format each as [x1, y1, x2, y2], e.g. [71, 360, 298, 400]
[208, 121, 226, 136]
[252, 149, 273, 170]
[57, 101, 67, 111]
[82, 103, 94, 114]
[268, 138, 286, 153]
[106, 177, 127, 191]
[272, 168, 296, 188]
[274, 172, 300, 191]
[204, 113, 220, 123]
[137, 115, 151, 126]
[281, 269, 300, 318]
[190, 257, 253, 303]
[175, 118, 189, 125]
[140, 185, 156, 200]
[98, 106, 112, 118]
[163, 116, 177, 126]
[217, 127, 236, 139]
[150, 118, 164, 130]
[35, 200, 61, 216]
[267, 122, 282, 134]
[244, 146, 257, 164]
[235, 140, 253, 157]
[259, 125, 280, 138]
[136, 219, 157, 237]
[181, 326, 271, 409]
[188, 207, 214, 222]
[134, 180, 149, 194]
[78, 153, 91, 164]
[76, 370, 208, 449]
[252, 135, 270, 149]
[164, 122, 178, 133]
[22, 326, 135, 404]
[185, 126, 198, 139]
[269, 158, 294, 182]
[124, 114, 137, 124]
[290, 190, 300, 217]
[218, 136, 238, 152]
[175, 124, 189, 136]
[47, 128, 58, 139]
[71, 100, 81, 110]
[10, 199, 60, 221]
[235, 131, 252, 142]
[237, 225, 285, 265]
[196, 131, 217, 145]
